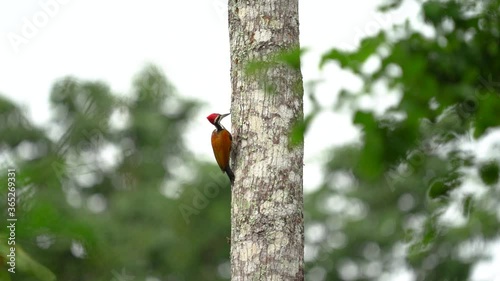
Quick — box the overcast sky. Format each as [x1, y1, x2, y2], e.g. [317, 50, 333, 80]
[0, 0, 418, 186]
[1, 1, 498, 280]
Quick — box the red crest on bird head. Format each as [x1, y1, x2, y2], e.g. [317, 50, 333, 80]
[207, 113, 220, 124]
[207, 113, 230, 125]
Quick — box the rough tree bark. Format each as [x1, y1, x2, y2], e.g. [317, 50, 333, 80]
[228, 0, 304, 280]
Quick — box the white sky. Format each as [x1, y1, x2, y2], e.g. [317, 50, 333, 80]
[1, 1, 498, 280]
[0, 0, 418, 186]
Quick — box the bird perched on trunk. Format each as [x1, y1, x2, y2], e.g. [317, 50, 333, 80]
[206, 113, 235, 184]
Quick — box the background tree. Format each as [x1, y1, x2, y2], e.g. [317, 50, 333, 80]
[0, 65, 233, 281]
[228, 0, 305, 279]
[304, 0, 500, 280]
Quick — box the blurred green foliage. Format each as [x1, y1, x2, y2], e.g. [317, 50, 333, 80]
[1, 0, 500, 280]
[306, 0, 500, 280]
[0, 65, 232, 280]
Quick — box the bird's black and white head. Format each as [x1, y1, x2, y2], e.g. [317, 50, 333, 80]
[207, 113, 230, 130]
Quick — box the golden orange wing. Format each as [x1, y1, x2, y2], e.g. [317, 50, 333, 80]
[211, 129, 232, 172]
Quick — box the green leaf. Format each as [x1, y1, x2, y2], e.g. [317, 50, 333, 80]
[246, 47, 307, 76]
[462, 194, 474, 217]
[353, 33, 386, 64]
[428, 179, 452, 199]
[378, 0, 403, 12]
[245, 60, 272, 76]
[320, 32, 386, 71]
[0, 270, 11, 281]
[0, 239, 56, 281]
[422, 1, 445, 25]
[289, 113, 315, 147]
[353, 111, 376, 129]
[473, 94, 500, 138]
[320, 49, 351, 69]
[275, 47, 307, 70]
[479, 161, 499, 185]
[353, 111, 385, 179]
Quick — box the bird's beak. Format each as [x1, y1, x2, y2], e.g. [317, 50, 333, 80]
[220, 113, 230, 119]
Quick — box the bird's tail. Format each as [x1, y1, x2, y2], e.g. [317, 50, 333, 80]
[225, 166, 235, 185]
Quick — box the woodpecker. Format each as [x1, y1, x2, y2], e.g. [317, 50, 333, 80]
[207, 113, 235, 184]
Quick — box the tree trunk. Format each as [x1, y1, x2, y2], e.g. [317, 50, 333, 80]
[228, 0, 304, 280]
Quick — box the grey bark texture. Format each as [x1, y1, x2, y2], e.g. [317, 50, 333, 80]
[228, 0, 304, 280]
